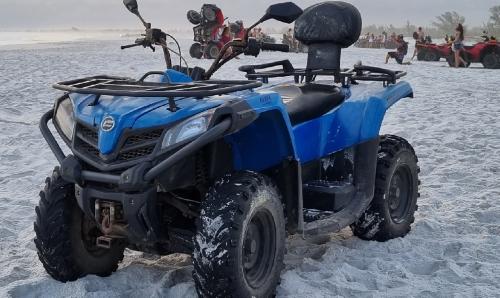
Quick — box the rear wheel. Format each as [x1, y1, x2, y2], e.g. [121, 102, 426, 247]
[192, 172, 286, 298]
[189, 43, 203, 59]
[34, 167, 125, 282]
[417, 50, 426, 61]
[425, 50, 439, 62]
[351, 135, 419, 242]
[204, 42, 220, 59]
[482, 52, 500, 69]
[187, 10, 202, 25]
[447, 53, 470, 68]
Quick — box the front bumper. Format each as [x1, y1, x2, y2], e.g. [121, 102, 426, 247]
[75, 184, 159, 243]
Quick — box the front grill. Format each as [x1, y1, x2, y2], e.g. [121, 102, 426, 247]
[117, 145, 156, 161]
[79, 141, 100, 157]
[74, 124, 163, 164]
[78, 124, 98, 145]
[124, 129, 163, 147]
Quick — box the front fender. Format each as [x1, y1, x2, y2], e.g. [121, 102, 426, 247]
[224, 91, 297, 172]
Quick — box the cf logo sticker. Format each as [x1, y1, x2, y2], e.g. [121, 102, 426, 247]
[101, 116, 115, 132]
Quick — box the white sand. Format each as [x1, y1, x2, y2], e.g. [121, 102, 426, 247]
[1, 38, 499, 297]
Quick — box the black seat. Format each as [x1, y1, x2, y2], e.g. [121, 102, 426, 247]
[272, 84, 345, 126]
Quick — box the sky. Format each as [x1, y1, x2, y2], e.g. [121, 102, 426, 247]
[0, 0, 498, 30]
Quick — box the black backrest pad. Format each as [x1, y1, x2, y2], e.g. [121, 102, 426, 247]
[294, 1, 362, 47]
[294, 1, 362, 71]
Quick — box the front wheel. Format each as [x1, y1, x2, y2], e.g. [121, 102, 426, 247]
[204, 42, 220, 59]
[189, 43, 203, 59]
[34, 167, 125, 282]
[425, 50, 439, 62]
[351, 135, 420, 242]
[417, 50, 426, 61]
[447, 53, 470, 68]
[193, 172, 286, 298]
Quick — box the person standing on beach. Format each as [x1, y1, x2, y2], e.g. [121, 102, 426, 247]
[452, 23, 468, 67]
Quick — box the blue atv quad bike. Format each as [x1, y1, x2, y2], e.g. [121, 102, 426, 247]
[35, 1, 420, 297]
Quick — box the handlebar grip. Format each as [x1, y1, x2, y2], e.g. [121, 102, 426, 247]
[121, 43, 141, 50]
[261, 42, 290, 52]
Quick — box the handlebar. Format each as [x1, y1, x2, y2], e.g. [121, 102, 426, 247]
[121, 31, 169, 67]
[120, 43, 142, 50]
[261, 42, 290, 52]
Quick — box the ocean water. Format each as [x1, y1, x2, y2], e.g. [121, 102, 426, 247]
[0, 31, 132, 46]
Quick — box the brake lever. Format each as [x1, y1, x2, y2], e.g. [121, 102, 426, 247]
[149, 45, 155, 52]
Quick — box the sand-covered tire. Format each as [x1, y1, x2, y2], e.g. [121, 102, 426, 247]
[193, 171, 286, 298]
[34, 167, 125, 282]
[204, 42, 220, 59]
[351, 135, 419, 242]
[417, 50, 426, 61]
[202, 5, 218, 22]
[481, 52, 500, 69]
[425, 50, 439, 62]
[187, 10, 202, 25]
[447, 54, 470, 68]
[433, 52, 442, 61]
[189, 43, 203, 59]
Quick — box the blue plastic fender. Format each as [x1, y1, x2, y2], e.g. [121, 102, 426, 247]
[226, 81, 413, 169]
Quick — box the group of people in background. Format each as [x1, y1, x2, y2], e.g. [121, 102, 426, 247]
[216, 17, 468, 68]
[357, 32, 399, 49]
[248, 27, 266, 40]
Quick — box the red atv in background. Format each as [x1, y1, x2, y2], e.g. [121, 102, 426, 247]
[416, 43, 452, 61]
[447, 39, 500, 69]
[187, 4, 225, 59]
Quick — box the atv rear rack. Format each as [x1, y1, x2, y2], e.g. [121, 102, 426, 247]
[53, 74, 262, 111]
[239, 60, 406, 86]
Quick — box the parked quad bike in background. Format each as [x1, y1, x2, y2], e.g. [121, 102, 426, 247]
[447, 39, 500, 69]
[35, 1, 420, 297]
[188, 4, 225, 59]
[416, 43, 452, 61]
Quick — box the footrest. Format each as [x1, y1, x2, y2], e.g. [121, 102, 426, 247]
[303, 209, 333, 222]
[303, 180, 355, 212]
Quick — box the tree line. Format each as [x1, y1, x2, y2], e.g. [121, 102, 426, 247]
[362, 6, 500, 39]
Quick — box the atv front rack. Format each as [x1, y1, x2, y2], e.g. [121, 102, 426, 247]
[239, 60, 406, 86]
[53, 74, 262, 111]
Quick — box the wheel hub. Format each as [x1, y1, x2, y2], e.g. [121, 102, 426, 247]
[388, 166, 412, 223]
[242, 210, 277, 289]
[243, 224, 260, 269]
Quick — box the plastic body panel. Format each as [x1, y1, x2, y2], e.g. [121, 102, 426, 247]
[226, 80, 413, 170]
[68, 67, 412, 168]
[70, 69, 229, 155]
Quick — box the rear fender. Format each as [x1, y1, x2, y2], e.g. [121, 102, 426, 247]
[293, 81, 413, 163]
[361, 80, 413, 138]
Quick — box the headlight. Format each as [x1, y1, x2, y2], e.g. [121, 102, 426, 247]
[54, 98, 75, 141]
[161, 109, 215, 149]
